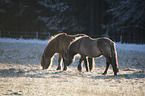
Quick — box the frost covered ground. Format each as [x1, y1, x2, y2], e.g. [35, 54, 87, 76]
[0, 38, 145, 96]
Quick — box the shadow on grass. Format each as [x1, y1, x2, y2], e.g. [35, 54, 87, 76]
[2, 90, 22, 96]
[0, 67, 144, 80]
[91, 70, 145, 80]
[0, 68, 25, 77]
[0, 68, 45, 78]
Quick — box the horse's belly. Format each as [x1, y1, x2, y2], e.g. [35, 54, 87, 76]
[78, 39, 102, 57]
[80, 46, 102, 57]
[88, 49, 102, 57]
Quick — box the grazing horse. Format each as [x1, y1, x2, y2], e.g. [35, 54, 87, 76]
[64, 36, 119, 76]
[41, 33, 94, 71]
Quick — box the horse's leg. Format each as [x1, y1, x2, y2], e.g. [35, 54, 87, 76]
[84, 57, 89, 72]
[63, 57, 67, 71]
[103, 53, 118, 76]
[111, 61, 118, 76]
[88, 58, 94, 71]
[102, 59, 110, 75]
[78, 56, 84, 72]
[56, 54, 62, 70]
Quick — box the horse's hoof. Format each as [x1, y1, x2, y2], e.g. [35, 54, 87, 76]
[102, 72, 107, 75]
[86, 69, 89, 72]
[42, 67, 47, 70]
[77, 68, 82, 72]
[63, 67, 67, 71]
[77, 66, 82, 72]
[56, 67, 61, 70]
[78, 69, 82, 72]
[114, 73, 117, 76]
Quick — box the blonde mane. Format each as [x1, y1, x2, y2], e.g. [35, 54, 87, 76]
[69, 34, 89, 45]
[47, 33, 67, 44]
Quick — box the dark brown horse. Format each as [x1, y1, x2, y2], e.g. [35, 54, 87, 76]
[64, 36, 119, 75]
[41, 33, 94, 71]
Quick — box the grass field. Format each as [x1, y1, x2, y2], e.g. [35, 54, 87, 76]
[0, 38, 145, 96]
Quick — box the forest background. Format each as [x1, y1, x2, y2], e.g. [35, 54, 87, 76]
[0, 0, 145, 43]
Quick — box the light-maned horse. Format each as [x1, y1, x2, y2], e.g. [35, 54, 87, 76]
[41, 33, 94, 71]
[64, 36, 119, 75]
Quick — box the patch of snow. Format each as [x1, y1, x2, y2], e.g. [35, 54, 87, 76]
[115, 42, 145, 52]
[0, 38, 145, 52]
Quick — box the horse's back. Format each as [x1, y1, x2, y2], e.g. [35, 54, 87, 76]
[70, 37, 114, 57]
[96, 37, 114, 50]
[97, 37, 114, 44]
[71, 37, 102, 57]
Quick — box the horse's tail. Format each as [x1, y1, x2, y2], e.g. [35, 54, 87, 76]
[110, 42, 119, 73]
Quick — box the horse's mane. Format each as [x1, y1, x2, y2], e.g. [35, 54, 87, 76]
[48, 33, 87, 44]
[46, 33, 66, 44]
[46, 32, 89, 48]
[43, 33, 66, 55]
[69, 34, 89, 45]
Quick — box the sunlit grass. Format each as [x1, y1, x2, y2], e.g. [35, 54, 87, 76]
[0, 65, 144, 96]
[0, 40, 144, 96]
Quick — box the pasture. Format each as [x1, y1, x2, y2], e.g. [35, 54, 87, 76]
[0, 38, 145, 96]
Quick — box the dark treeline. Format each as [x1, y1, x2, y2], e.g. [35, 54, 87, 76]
[0, 0, 145, 43]
[0, 0, 45, 32]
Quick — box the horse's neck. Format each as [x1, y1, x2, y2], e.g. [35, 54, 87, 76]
[69, 48, 77, 57]
[44, 51, 55, 59]
[44, 45, 55, 58]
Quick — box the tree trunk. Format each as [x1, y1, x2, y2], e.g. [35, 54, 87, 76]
[89, 0, 94, 36]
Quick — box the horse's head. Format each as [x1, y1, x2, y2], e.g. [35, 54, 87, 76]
[40, 54, 51, 69]
[64, 50, 73, 66]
